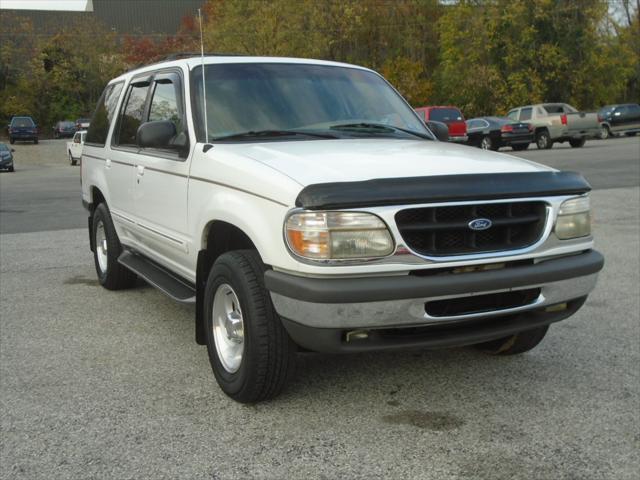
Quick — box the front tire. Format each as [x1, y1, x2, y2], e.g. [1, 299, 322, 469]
[599, 125, 610, 139]
[205, 250, 296, 403]
[69, 151, 76, 166]
[474, 325, 549, 355]
[569, 137, 586, 148]
[536, 130, 553, 149]
[92, 203, 137, 290]
[9, 137, 14, 144]
[34, 138, 38, 144]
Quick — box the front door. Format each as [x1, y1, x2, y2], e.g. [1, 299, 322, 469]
[130, 70, 193, 279]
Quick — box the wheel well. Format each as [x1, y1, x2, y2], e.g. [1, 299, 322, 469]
[195, 221, 259, 345]
[91, 187, 105, 212]
[535, 127, 549, 136]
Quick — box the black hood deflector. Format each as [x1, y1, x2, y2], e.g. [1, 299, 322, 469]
[295, 171, 591, 210]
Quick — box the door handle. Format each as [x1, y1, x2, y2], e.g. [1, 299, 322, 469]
[136, 165, 145, 176]
[105, 158, 111, 169]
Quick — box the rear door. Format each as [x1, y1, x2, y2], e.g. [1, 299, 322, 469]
[609, 105, 629, 131]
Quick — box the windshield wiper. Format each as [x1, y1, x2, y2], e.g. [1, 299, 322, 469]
[211, 129, 337, 141]
[329, 122, 433, 140]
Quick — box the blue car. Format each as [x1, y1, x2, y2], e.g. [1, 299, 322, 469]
[0, 143, 15, 172]
[8, 116, 38, 144]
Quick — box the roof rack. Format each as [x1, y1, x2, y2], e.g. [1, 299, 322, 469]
[127, 51, 247, 74]
[160, 52, 247, 62]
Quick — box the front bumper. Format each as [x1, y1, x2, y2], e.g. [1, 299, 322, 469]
[266, 250, 603, 353]
[0, 158, 13, 169]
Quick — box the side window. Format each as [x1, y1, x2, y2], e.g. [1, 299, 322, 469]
[519, 107, 532, 121]
[73, 132, 81, 143]
[113, 81, 150, 147]
[507, 110, 518, 121]
[537, 107, 545, 116]
[148, 78, 183, 133]
[85, 81, 124, 146]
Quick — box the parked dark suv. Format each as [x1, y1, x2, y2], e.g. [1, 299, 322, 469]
[598, 103, 640, 139]
[53, 120, 77, 138]
[8, 116, 38, 144]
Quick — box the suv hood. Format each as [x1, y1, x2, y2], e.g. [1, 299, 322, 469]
[234, 138, 551, 186]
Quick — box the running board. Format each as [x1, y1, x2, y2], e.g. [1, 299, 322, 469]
[118, 251, 196, 304]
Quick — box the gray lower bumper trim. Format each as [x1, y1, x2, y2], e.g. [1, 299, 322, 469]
[271, 273, 598, 329]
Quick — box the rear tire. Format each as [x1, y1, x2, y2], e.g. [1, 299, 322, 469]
[569, 137, 586, 148]
[626, 132, 637, 137]
[34, 138, 38, 144]
[9, 138, 14, 144]
[92, 203, 137, 290]
[480, 135, 496, 151]
[511, 143, 529, 151]
[536, 130, 553, 149]
[204, 250, 297, 403]
[8, 166, 14, 172]
[474, 325, 549, 355]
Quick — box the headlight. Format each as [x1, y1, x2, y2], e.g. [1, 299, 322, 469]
[555, 196, 591, 240]
[285, 211, 394, 260]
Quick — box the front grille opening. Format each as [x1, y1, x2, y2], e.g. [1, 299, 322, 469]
[395, 201, 547, 256]
[425, 288, 541, 317]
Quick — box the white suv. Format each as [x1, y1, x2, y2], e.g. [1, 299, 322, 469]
[81, 55, 604, 403]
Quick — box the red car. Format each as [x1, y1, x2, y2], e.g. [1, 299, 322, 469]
[415, 106, 467, 143]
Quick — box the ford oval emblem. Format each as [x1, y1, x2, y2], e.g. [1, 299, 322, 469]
[468, 218, 492, 231]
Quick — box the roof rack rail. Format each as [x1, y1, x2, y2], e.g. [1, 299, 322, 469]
[160, 52, 247, 62]
[126, 51, 248, 74]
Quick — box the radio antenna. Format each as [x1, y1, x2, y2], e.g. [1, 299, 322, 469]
[198, 8, 208, 142]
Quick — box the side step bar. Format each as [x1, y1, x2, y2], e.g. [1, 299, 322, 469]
[118, 251, 196, 304]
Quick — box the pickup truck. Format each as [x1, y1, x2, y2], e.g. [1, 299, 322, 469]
[506, 103, 600, 150]
[81, 56, 604, 403]
[67, 130, 86, 165]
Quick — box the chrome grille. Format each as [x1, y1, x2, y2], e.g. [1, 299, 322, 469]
[395, 201, 547, 256]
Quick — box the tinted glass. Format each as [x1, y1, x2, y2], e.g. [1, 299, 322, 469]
[11, 117, 35, 127]
[507, 110, 518, 121]
[114, 82, 150, 146]
[149, 80, 181, 130]
[0, 144, 8, 151]
[429, 108, 463, 122]
[629, 104, 640, 114]
[543, 104, 564, 114]
[192, 63, 428, 141]
[520, 107, 532, 121]
[86, 82, 124, 146]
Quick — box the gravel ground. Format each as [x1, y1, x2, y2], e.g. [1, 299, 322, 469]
[0, 137, 639, 479]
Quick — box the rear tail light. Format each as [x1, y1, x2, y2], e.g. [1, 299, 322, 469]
[597, 114, 603, 123]
[500, 125, 514, 133]
[561, 114, 567, 125]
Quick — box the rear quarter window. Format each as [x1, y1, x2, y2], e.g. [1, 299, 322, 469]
[429, 108, 463, 123]
[86, 82, 124, 146]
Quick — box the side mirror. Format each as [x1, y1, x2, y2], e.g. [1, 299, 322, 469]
[426, 121, 449, 142]
[136, 120, 177, 149]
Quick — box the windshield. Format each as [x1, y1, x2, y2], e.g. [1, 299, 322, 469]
[429, 108, 463, 123]
[0, 144, 8, 151]
[191, 63, 430, 141]
[11, 117, 35, 127]
[61, 121, 75, 127]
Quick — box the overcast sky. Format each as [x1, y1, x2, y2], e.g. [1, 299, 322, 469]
[0, 0, 93, 11]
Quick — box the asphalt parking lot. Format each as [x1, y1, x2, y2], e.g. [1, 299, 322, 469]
[1, 137, 639, 479]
